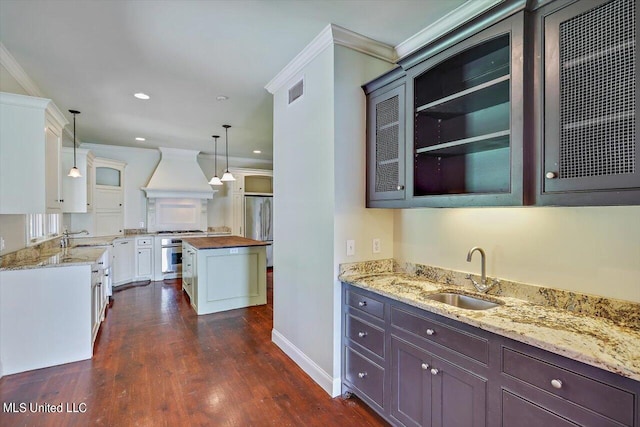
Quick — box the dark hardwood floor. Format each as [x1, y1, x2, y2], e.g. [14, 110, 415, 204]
[0, 271, 387, 426]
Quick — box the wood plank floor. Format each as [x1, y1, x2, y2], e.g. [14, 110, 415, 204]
[0, 271, 388, 426]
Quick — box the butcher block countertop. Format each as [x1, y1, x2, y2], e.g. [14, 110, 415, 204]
[182, 235, 269, 250]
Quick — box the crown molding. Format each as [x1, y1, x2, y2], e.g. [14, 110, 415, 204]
[395, 0, 504, 60]
[0, 42, 44, 97]
[80, 142, 161, 155]
[199, 152, 273, 166]
[265, 24, 395, 94]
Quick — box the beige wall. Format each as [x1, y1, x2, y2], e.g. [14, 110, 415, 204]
[394, 206, 640, 303]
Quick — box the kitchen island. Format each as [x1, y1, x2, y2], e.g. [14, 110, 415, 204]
[182, 236, 268, 315]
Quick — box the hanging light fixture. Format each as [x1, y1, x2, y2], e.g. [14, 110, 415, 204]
[220, 124, 235, 182]
[209, 134, 223, 186]
[68, 109, 82, 178]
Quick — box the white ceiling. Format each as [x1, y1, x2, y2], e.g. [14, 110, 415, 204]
[0, 0, 474, 160]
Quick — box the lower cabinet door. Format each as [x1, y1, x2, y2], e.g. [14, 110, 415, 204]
[430, 354, 487, 427]
[391, 337, 488, 427]
[391, 337, 432, 427]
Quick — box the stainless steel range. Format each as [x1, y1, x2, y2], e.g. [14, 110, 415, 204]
[158, 230, 206, 278]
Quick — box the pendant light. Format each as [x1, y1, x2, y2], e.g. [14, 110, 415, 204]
[68, 109, 82, 178]
[208, 135, 223, 186]
[220, 124, 235, 182]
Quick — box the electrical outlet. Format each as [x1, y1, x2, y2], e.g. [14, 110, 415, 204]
[0, 237, 5, 251]
[372, 238, 381, 254]
[139, 221, 145, 228]
[346, 240, 355, 256]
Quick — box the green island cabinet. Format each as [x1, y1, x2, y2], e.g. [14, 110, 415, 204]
[341, 283, 640, 427]
[364, 0, 638, 208]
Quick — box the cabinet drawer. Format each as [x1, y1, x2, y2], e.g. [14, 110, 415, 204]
[345, 347, 385, 408]
[502, 390, 579, 427]
[346, 314, 385, 358]
[347, 290, 385, 319]
[391, 307, 488, 364]
[136, 238, 152, 246]
[502, 348, 634, 426]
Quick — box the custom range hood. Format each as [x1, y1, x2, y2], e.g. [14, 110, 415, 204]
[142, 148, 216, 232]
[142, 147, 215, 199]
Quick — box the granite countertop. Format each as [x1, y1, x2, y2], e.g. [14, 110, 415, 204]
[339, 260, 640, 382]
[0, 247, 108, 271]
[183, 236, 269, 250]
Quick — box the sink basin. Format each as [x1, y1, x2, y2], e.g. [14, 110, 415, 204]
[425, 292, 502, 310]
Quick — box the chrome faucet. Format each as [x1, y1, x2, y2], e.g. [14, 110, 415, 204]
[466, 246, 498, 293]
[60, 229, 89, 248]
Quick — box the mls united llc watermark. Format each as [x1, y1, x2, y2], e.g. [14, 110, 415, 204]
[3, 402, 87, 413]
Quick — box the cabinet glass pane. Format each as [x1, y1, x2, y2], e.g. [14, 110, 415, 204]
[96, 167, 121, 186]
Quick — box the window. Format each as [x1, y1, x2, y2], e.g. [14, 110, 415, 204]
[26, 213, 61, 245]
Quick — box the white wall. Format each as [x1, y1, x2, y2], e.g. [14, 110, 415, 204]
[272, 46, 337, 391]
[271, 43, 394, 396]
[394, 206, 640, 303]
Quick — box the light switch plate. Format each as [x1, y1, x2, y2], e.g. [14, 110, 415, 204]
[139, 221, 145, 228]
[346, 240, 355, 256]
[0, 237, 4, 251]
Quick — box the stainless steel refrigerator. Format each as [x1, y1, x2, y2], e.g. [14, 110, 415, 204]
[244, 195, 273, 267]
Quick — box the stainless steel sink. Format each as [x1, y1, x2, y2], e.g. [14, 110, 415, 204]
[425, 292, 502, 310]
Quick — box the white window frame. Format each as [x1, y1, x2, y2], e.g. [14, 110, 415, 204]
[26, 213, 62, 246]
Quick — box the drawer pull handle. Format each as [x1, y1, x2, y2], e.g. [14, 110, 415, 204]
[426, 329, 435, 336]
[358, 301, 367, 307]
[430, 368, 439, 376]
[358, 331, 367, 338]
[357, 372, 367, 379]
[551, 379, 563, 389]
[421, 363, 430, 370]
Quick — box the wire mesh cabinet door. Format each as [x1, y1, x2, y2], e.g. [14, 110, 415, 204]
[367, 83, 406, 205]
[539, 0, 639, 205]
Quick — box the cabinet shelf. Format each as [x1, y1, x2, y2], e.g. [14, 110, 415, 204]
[416, 75, 510, 118]
[562, 38, 635, 68]
[416, 130, 510, 156]
[563, 110, 634, 130]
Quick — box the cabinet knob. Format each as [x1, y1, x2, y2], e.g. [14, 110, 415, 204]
[119, 203, 122, 206]
[358, 301, 367, 307]
[426, 328, 435, 336]
[396, 185, 405, 191]
[430, 368, 439, 376]
[551, 379, 563, 389]
[358, 331, 367, 338]
[421, 363, 429, 370]
[357, 372, 367, 379]
[545, 171, 558, 179]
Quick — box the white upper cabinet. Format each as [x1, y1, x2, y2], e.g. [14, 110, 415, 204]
[0, 92, 68, 213]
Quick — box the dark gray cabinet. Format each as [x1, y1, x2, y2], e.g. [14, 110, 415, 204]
[365, 68, 407, 206]
[363, 0, 638, 208]
[343, 289, 387, 413]
[341, 283, 640, 427]
[390, 337, 487, 427]
[534, 0, 639, 205]
[406, 12, 525, 207]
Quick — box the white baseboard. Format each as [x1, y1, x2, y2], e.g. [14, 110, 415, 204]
[272, 328, 341, 397]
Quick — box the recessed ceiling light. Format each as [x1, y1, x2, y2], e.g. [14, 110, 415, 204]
[253, 150, 261, 154]
[135, 137, 146, 141]
[134, 92, 150, 100]
[216, 95, 229, 101]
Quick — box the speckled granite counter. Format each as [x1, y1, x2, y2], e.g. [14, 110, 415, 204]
[339, 259, 640, 381]
[0, 247, 108, 270]
[183, 235, 268, 250]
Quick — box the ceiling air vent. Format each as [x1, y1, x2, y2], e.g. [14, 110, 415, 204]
[288, 78, 304, 105]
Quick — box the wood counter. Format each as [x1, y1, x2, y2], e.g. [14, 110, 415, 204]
[182, 235, 268, 250]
